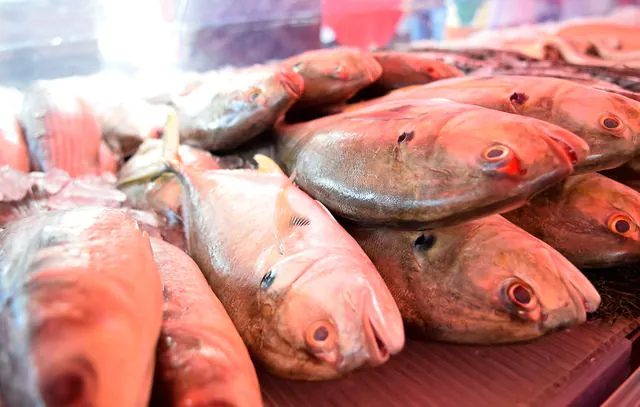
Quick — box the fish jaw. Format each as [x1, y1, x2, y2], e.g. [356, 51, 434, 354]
[276, 68, 305, 100]
[541, 125, 590, 168]
[271, 253, 404, 379]
[537, 247, 600, 332]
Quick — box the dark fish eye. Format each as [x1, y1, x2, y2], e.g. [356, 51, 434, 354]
[292, 62, 304, 72]
[305, 320, 337, 350]
[600, 115, 622, 131]
[509, 92, 528, 105]
[313, 326, 329, 341]
[608, 214, 635, 237]
[260, 269, 277, 289]
[414, 233, 436, 252]
[506, 281, 537, 310]
[250, 89, 262, 101]
[483, 144, 510, 162]
[615, 219, 631, 234]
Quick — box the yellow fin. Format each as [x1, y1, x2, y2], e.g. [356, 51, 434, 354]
[254, 154, 285, 175]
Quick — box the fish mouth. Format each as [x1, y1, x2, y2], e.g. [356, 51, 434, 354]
[363, 314, 391, 366]
[278, 69, 305, 99]
[552, 251, 601, 321]
[544, 129, 589, 167]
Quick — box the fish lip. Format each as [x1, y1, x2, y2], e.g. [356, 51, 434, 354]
[277, 69, 304, 99]
[362, 312, 391, 366]
[545, 132, 585, 166]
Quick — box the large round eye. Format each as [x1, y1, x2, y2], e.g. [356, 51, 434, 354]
[608, 214, 636, 237]
[41, 357, 96, 407]
[292, 62, 304, 73]
[503, 280, 538, 311]
[600, 115, 623, 132]
[483, 145, 510, 162]
[305, 320, 337, 351]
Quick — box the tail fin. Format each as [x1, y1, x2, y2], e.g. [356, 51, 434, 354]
[117, 108, 181, 188]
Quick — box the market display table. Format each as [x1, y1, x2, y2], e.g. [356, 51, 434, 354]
[260, 319, 639, 407]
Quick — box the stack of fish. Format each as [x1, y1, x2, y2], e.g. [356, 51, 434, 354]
[0, 24, 639, 405]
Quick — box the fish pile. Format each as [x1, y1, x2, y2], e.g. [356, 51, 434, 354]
[0, 22, 639, 403]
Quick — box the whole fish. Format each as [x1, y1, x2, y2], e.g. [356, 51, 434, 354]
[172, 65, 304, 151]
[0, 207, 163, 407]
[0, 87, 29, 172]
[281, 48, 382, 110]
[276, 98, 587, 229]
[150, 238, 262, 407]
[348, 215, 600, 344]
[370, 51, 464, 91]
[346, 75, 640, 172]
[20, 80, 120, 177]
[121, 114, 405, 380]
[504, 173, 640, 268]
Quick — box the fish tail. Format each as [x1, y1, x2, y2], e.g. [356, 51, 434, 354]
[116, 108, 182, 188]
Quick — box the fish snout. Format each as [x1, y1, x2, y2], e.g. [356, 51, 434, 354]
[544, 127, 590, 167]
[363, 57, 384, 83]
[277, 68, 305, 99]
[361, 292, 405, 366]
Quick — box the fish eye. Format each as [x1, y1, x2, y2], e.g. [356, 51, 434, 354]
[483, 144, 511, 162]
[41, 357, 96, 407]
[608, 214, 636, 237]
[305, 320, 337, 351]
[249, 87, 263, 102]
[600, 115, 623, 131]
[506, 281, 537, 310]
[292, 62, 304, 72]
[414, 233, 436, 252]
[260, 269, 277, 289]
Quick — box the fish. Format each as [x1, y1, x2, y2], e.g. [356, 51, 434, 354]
[345, 75, 640, 173]
[150, 238, 263, 407]
[120, 112, 405, 380]
[19, 80, 120, 177]
[601, 158, 640, 192]
[276, 98, 587, 229]
[281, 48, 382, 110]
[0, 87, 30, 172]
[369, 51, 464, 91]
[347, 215, 600, 344]
[0, 207, 163, 407]
[503, 173, 640, 269]
[172, 65, 304, 151]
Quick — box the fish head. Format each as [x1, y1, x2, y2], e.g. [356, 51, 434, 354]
[257, 251, 404, 379]
[27, 259, 154, 406]
[404, 217, 600, 343]
[509, 78, 640, 171]
[553, 174, 640, 267]
[422, 102, 584, 222]
[287, 48, 382, 105]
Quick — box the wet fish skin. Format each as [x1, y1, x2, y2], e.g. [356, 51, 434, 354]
[0, 87, 29, 172]
[348, 215, 600, 344]
[166, 157, 404, 380]
[0, 207, 163, 407]
[371, 51, 464, 90]
[504, 173, 640, 269]
[370, 75, 640, 173]
[19, 81, 119, 177]
[174, 65, 304, 152]
[282, 48, 382, 109]
[276, 98, 582, 229]
[150, 238, 262, 407]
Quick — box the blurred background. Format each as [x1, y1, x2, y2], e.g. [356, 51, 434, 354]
[1, 0, 639, 88]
